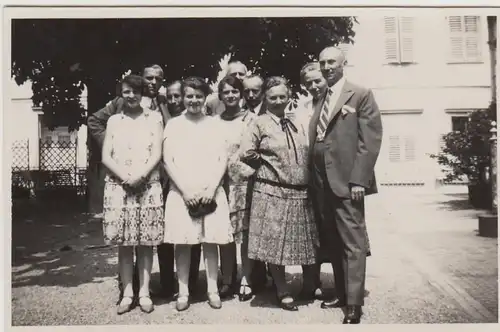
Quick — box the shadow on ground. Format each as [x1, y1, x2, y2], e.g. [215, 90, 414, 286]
[11, 196, 119, 289]
[434, 193, 487, 213]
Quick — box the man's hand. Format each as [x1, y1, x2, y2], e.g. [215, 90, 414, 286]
[350, 185, 365, 201]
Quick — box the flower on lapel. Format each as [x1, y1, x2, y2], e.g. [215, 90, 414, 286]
[341, 105, 356, 117]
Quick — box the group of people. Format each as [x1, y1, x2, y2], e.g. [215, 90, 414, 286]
[87, 45, 383, 324]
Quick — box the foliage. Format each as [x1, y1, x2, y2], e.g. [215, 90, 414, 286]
[430, 101, 497, 183]
[11, 17, 356, 131]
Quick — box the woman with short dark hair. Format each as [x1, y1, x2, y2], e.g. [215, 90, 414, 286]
[102, 74, 164, 315]
[216, 75, 258, 301]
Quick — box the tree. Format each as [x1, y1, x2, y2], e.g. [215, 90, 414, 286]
[430, 102, 496, 208]
[12, 17, 357, 130]
[11, 17, 356, 212]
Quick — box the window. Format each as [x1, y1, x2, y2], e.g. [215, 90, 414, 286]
[448, 16, 482, 63]
[451, 116, 469, 132]
[389, 135, 417, 162]
[384, 16, 415, 64]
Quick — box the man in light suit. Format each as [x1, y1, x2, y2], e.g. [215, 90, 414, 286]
[308, 47, 382, 324]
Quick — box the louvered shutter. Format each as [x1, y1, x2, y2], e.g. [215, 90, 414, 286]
[448, 16, 481, 62]
[404, 136, 416, 161]
[389, 135, 401, 162]
[464, 16, 481, 61]
[399, 17, 415, 63]
[449, 16, 464, 61]
[384, 16, 399, 63]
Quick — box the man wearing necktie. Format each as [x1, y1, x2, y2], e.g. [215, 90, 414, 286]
[308, 47, 382, 324]
[87, 65, 201, 303]
[242, 75, 265, 116]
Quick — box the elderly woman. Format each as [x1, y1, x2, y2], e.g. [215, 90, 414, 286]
[216, 75, 258, 301]
[239, 76, 319, 311]
[163, 77, 233, 312]
[101, 75, 164, 315]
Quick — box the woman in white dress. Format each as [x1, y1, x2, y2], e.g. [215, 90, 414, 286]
[163, 76, 233, 312]
[101, 75, 164, 315]
[216, 75, 257, 301]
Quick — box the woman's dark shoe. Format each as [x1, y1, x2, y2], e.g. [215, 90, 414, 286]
[238, 285, 254, 302]
[321, 296, 346, 309]
[277, 295, 298, 311]
[138, 296, 154, 314]
[117, 296, 134, 315]
[176, 295, 190, 312]
[207, 292, 222, 309]
[219, 284, 234, 299]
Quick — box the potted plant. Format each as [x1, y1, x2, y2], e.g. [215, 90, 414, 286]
[431, 101, 497, 209]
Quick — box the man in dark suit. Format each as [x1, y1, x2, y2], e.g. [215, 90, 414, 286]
[87, 66, 201, 301]
[308, 47, 382, 324]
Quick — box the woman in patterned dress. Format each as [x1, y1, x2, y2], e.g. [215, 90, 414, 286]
[239, 76, 319, 311]
[216, 75, 258, 301]
[101, 75, 164, 315]
[163, 76, 233, 312]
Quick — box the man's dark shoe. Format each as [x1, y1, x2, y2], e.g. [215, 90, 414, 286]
[343, 305, 362, 324]
[320, 296, 346, 309]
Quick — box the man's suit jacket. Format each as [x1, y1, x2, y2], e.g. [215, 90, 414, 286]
[308, 80, 383, 199]
[87, 94, 171, 148]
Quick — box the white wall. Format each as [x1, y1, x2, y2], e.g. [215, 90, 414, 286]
[8, 78, 88, 170]
[343, 13, 491, 186]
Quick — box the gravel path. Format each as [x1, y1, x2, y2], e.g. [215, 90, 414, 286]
[10, 187, 498, 325]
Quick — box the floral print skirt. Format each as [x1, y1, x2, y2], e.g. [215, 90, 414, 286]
[102, 180, 164, 246]
[247, 181, 319, 266]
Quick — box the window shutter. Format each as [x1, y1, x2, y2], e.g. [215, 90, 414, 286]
[404, 136, 416, 161]
[464, 16, 481, 61]
[389, 135, 401, 162]
[399, 17, 415, 63]
[384, 16, 399, 63]
[449, 16, 465, 62]
[448, 16, 481, 62]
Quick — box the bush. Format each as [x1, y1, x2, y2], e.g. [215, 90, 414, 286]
[430, 101, 497, 184]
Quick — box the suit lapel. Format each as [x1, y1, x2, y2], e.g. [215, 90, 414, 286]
[325, 82, 354, 129]
[157, 100, 171, 126]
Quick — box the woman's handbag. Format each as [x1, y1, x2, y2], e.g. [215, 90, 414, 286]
[188, 200, 218, 218]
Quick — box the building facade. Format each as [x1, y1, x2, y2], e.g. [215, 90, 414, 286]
[339, 14, 492, 187]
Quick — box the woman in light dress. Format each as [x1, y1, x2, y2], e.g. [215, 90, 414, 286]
[162, 76, 233, 312]
[216, 75, 258, 301]
[239, 76, 319, 311]
[101, 75, 164, 315]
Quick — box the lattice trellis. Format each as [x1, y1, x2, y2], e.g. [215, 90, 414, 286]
[39, 140, 78, 171]
[11, 140, 30, 171]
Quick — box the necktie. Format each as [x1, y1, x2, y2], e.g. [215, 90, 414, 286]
[280, 118, 299, 164]
[150, 98, 157, 110]
[316, 89, 333, 140]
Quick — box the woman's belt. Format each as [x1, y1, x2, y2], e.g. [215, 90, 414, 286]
[255, 178, 308, 191]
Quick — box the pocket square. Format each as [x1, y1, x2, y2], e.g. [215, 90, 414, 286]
[341, 105, 356, 116]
